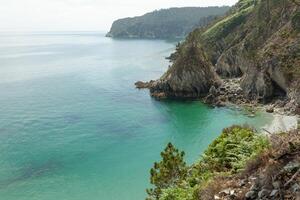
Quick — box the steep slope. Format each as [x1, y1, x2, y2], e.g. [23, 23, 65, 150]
[201, 0, 300, 101]
[147, 127, 300, 200]
[149, 37, 221, 99]
[146, 0, 300, 113]
[106, 7, 230, 39]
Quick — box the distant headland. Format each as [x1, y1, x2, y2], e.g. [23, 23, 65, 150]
[106, 7, 230, 39]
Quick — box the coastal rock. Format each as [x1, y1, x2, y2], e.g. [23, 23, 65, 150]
[292, 183, 300, 193]
[258, 189, 271, 198]
[215, 46, 243, 78]
[266, 106, 274, 113]
[136, 0, 299, 115]
[283, 162, 300, 173]
[240, 69, 274, 102]
[245, 190, 257, 199]
[149, 41, 221, 99]
[270, 190, 279, 197]
[135, 80, 154, 89]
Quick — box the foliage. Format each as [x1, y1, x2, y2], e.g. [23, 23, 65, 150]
[160, 187, 194, 200]
[199, 126, 269, 173]
[146, 126, 270, 200]
[202, 5, 253, 41]
[107, 7, 230, 39]
[146, 143, 187, 200]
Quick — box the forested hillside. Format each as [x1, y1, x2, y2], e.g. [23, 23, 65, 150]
[106, 7, 230, 39]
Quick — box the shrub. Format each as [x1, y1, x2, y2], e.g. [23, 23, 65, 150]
[199, 125, 269, 173]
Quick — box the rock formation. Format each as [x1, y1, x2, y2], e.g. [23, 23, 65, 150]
[138, 0, 300, 114]
[145, 40, 221, 99]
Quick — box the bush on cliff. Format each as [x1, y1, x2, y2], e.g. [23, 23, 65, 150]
[146, 126, 270, 200]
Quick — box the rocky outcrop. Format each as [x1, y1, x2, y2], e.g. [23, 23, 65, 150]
[147, 41, 221, 99]
[240, 68, 274, 102]
[137, 0, 300, 114]
[215, 45, 245, 78]
[203, 78, 245, 106]
[215, 1, 299, 107]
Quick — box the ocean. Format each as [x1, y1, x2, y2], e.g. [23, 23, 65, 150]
[0, 32, 272, 200]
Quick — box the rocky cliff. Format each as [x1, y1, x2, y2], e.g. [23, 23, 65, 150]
[149, 38, 221, 99]
[141, 0, 300, 114]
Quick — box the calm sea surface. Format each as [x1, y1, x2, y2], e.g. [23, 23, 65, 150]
[0, 32, 272, 200]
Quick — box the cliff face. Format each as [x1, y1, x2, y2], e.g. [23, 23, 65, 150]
[149, 39, 221, 99]
[106, 7, 230, 39]
[147, 0, 300, 112]
[201, 0, 300, 101]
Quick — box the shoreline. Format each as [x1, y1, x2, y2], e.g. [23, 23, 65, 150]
[261, 113, 299, 134]
[225, 102, 299, 134]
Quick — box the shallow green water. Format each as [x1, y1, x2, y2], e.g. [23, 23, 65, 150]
[0, 32, 272, 200]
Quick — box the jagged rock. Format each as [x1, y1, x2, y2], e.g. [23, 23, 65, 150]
[250, 184, 259, 192]
[283, 162, 300, 172]
[266, 106, 274, 113]
[241, 69, 274, 102]
[258, 189, 271, 198]
[137, 0, 299, 113]
[245, 190, 257, 199]
[135, 80, 154, 89]
[274, 100, 286, 107]
[272, 181, 281, 189]
[239, 179, 247, 187]
[270, 190, 279, 197]
[292, 183, 300, 193]
[209, 85, 218, 96]
[215, 46, 243, 78]
[149, 41, 221, 99]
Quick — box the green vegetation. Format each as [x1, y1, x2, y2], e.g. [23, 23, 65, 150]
[146, 126, 270, 200]
[146, 143, 187, 200]
[106, 7, 230, 39]
[202, 5, 253, 41]
[198, 126, 269, 173]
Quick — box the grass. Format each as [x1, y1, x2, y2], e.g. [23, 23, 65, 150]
[202, 5, 254, 41]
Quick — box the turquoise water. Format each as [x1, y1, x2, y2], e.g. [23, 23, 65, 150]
[0, 32, 272, 200]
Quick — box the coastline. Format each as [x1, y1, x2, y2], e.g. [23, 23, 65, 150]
[218, 102, 299, 134]
[261, 114, 299, 134]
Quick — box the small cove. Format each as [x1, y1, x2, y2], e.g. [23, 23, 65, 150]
[0, 32, 274, 200]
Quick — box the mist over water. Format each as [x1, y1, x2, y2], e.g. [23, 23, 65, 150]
[0, 32, 272, 200]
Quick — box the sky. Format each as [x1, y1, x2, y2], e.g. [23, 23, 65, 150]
[0, 0, 238, 32]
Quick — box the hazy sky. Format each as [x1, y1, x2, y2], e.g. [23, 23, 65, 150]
[0, 0, 238, 32]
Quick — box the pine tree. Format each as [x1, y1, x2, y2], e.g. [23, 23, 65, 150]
[146, 143, 187, 200]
